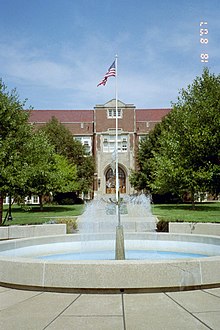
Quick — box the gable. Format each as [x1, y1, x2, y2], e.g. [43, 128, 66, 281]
[104, 99, 126, 108]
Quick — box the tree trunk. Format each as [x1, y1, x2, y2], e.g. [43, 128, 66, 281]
[0, 193, 3, 224]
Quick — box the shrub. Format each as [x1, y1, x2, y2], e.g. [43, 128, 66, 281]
[53, 192, 84, 205]
[56, 217, 78, 233]
[156, 219, 169, 232]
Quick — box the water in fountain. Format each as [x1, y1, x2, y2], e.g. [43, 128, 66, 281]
[77, 193, 156, 259]
[78, 198, 116, 237]
[77, 193, 157, 236]
[122, 194, 156, 232]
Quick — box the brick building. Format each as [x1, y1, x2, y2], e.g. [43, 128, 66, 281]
[29, 99, 171, 197]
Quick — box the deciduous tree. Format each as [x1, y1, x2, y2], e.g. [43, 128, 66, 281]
[0, 80, 32, 223]
[39, 117, 95, 195]
[131, 69, 220, 204]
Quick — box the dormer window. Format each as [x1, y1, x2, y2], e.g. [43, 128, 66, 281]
[107, 108, 122, 118]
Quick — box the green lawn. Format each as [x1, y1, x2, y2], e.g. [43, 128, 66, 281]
[152, 202, 220, 223]
[2, 204, 85, 226]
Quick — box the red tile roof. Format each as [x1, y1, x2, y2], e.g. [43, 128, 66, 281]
[28, 108, 171, 124]
[29, 110, 94, 123]
[136, 109, 171, 121]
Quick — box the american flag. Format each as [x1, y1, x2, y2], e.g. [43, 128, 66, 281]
[97, 60, 116, 87]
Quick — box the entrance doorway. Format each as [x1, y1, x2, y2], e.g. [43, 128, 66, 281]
[105, 166, 126, 194]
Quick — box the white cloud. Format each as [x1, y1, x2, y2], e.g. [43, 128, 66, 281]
[0, 42, 72, 88]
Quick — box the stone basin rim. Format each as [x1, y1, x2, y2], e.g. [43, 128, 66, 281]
[0, 233, 220, 292]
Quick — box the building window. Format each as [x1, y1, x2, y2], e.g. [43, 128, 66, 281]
[122, 142, 127, 151]
[25, 197, 32, 204]
[74, 136, 92, 154]
[107, 108, 122, 118]
[33, 196, 39, 204]
[139, 135, 147, 142]
[102, 134, 127, 153]
[83, 140, 91, 154]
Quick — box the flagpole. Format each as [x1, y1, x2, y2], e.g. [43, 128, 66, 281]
[115, 55, 119, 214]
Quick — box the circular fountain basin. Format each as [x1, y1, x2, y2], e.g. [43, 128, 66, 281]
[0, 233, 220, 292]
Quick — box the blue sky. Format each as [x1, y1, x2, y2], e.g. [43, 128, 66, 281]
[0, 0, 219, 110]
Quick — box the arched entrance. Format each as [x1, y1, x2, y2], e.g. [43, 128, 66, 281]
[105, 166, 126, 194]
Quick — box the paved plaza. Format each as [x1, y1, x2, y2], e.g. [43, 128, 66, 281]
[0, 286, 220, 330]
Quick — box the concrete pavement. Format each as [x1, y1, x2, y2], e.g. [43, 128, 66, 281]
[0, 286, 220, 330]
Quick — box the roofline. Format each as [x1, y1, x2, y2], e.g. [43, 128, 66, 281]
[136, 108, 171, 111]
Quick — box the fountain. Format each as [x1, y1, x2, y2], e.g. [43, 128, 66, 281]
[0, 194, 220, 292]
[78, 194, 156, 260]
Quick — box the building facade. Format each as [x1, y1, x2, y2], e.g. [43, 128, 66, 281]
[29, 99, 171, 197]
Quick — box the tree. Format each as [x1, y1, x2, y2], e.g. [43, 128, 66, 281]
[129, 122, 163, 191]
[25, 132, 78, 210]
[39, 117, 95, 195]
[132, 69, 220, 204]
[0, 80, 79, 222]
[0, 80, 32, 223]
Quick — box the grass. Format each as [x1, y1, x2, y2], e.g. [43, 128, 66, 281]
[2, 204, 85, 226]
[152, 202, 220, 223]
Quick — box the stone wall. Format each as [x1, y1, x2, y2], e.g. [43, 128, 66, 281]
[169, 222, 220, 236]
[0, 224, 66, 240]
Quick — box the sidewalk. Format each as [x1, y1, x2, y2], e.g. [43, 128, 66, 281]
[0, 286, 220, 329]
